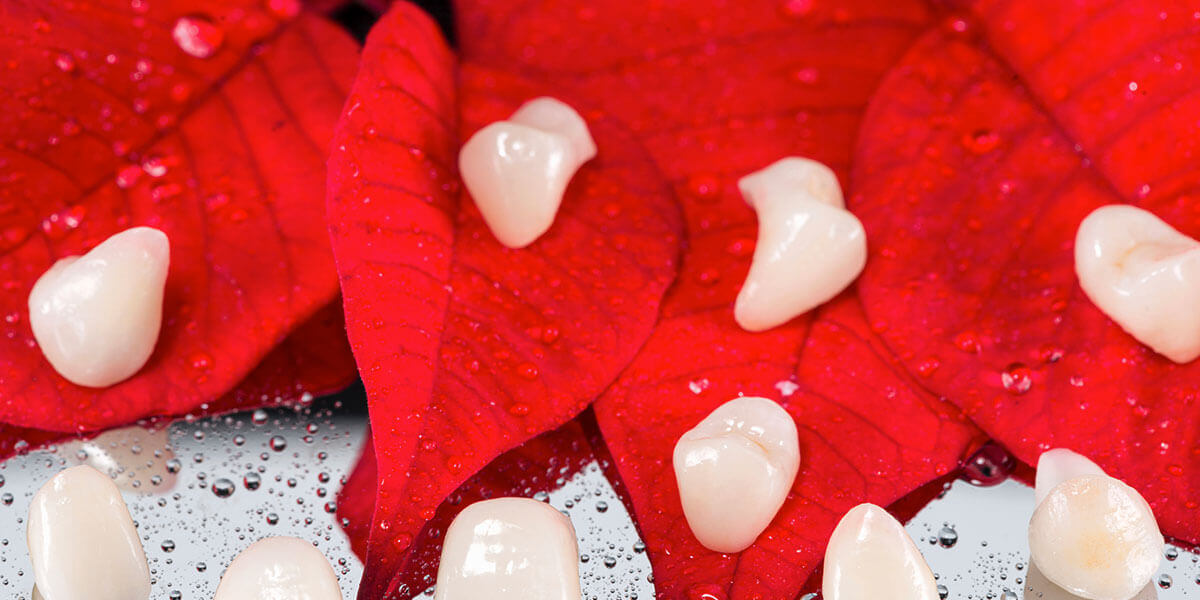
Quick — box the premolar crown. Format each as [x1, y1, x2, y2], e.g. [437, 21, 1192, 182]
[28, 226, 170, 387]
[1075, 204, 1200, 363]
[735, 157, 867, 332]
[27, 465, 152, 600]
[459, 97, 597, 249]
[435, 497, 582, 600]
[673, 396, 800, 553]
[822, 503, 939, 600]
[1029, 448, 1163, 600]
[214, 536, 341, 600]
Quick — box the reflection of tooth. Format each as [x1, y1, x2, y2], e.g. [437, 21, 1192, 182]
[60, 426, 177, 493]
[673, 396, 800, 553]
[1034, 448, 1106, 506]
[459, 97, 596, 249]
[735, 157, 866, 332]
[435, 497, 581, 600]
[28, 227, 170, 387]
[1026, 562, 1158, 600]
[823, 503, 938, 600]
[27, 466, 151, 600]
[1029, 475, 1162, 600]
[32, 586, 43, 600]
[1075, 205, 1200, 363]
[213, 537, 341, 600]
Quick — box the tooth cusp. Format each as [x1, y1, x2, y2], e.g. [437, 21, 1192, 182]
[822, 503, 939, 600]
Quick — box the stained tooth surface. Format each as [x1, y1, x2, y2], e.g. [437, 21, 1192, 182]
[1029, 475, 1163, 600]
[28, 227, 170, 387]
[435, 497, 581, 600]
[213, 536, 341, 600]
[1075, 204, 1200, 363]
[1034, 448, 1106, 506]
[822, 503, 939, 600]
[735, 157, 867, 332]
[673, 396, 800, 553]
[459, 98, 594, 249]
[27, 465, 151, 600]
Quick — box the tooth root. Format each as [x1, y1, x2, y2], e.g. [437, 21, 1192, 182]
[28, 227, 170, 388]
[1034, 448, 1106, 506]
[459, 98, 594, 249]
[27, 466, 151, 600]
[822, 504, 939, 600]
[435, 497, 581, 600]
[214, 536, 341, 600]
[673, 396, 800, 553]
[1075, 204, 1200, 363]
[1029, 475, 1163, 600]
[734, 157, 867, 332]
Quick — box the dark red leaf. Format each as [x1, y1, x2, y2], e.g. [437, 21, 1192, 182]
[0, 0, 359, 432]
[325, 4, 681, 597]
[338, 429, 377, 562]
[853, 0, 1200, 547]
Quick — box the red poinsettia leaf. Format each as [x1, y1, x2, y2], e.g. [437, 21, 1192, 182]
[853, 1, 1200, 546]
[0, 0, 359, 432]
[326, 4, 681, 596]
[454, 0, 980, 595]
[338, 429, 377, 562]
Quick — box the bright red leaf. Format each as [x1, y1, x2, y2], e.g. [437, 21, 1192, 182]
[853, 0, 1200, 547]
[325, 4, 681, 597]
[0, 0, 359, 432]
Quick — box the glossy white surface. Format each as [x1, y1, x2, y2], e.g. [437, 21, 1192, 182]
[28, 227, 169, 387]
[26, 466, 151, 600]
[673, 396, 800, 553]
[735, 157, 866, 332]
[1034, 449, 1107, 506]
[213, 536, 341, 600]
[823, 503, 939, 600]
[435, 497, 581, 600]
[459, 97, 596, 249]
[1075, 204, 1200, 363]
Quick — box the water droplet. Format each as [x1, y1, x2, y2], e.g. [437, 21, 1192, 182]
[961, 443, 1015, 487]
[937, 584, 949, 599]
[252, 409, 269, 425]
[265, 512, 279, 525]
[596, 501, 609, 513]
[963, 129, 1000, 154]
[243, 472, 261, 490]
[211, 478, 235, 498]
[1000, 362, 1033, 394]
[165, 458, 182, 474]
[269, 436, 287, 452]
[196, 562, 207, 573]
[161, 539, 176, 552]
[687, 378, 710, 394]
[172, 16, 224, 59]
[603, 555, 618, 568]
[937, 525, 958, 548]
[54, 53, 76, 73]
[1159, 574, 1173, 589]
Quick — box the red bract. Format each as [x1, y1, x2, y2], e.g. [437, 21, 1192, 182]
[854, 0, 1200, 546]
[325, 4, 681, 597]
[0, 0, 359, 431]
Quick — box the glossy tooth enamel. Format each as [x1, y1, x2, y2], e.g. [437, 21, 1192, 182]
[673, 396, 800, 553]
[822, 503, 939, 600]
[1029, 474, 1163, 600]
[27, 465, 151, 600]
[1034, 448, 1106, 506]
[434, 497, 581, 600]
[213, 536, 341, 600]
[28, 226, 170, 387]
[1075, 204, 1200, 363]
[735, 157, 867, 332]
[459, 97, 596, 249]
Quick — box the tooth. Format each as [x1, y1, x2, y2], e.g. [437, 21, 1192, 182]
[673, 396, 800, 553]
[1026, 562, 1159, 600]
[214, 536, 341, 600]
[27, 465, 151, 600]
[435, 497, 581, 600]
[1075, 204, 1200, 363]
[1034, 448, 1106, 506]
[734, 157, 867, 332]
[822, 503, 939, 600]
[459, 97, 596, 249]
[1029, 475, 1163, 600]
[60, 426, 177, 493]
[28, 227, 170, 388]
[32, 587, 43, 600]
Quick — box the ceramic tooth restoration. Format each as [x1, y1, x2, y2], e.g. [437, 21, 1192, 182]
[459, 97, 597, 249]
[822, 503, 939, 600]
[434, 497, 582, 600]
[1075, 204, 1200, 363]
[673, 396, 800, 553]
[27, 465, 152, 600]
[1029, 449, 1163, 600]
[213, 536, 341, 600]
[735, 157, 867, 332]
[28, 226, 170, 387]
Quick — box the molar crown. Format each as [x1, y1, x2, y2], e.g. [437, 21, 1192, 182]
[459, 97, 597, 249]
[735, 157, 867, 332]
[822, 503, 939, 600]
[673, 396, 800, 553]
[1075, 204, 1200, 363]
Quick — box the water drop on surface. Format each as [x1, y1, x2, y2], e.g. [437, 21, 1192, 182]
[1000, 363, 1032, 394]
[937, 525, 958, 548]
[1159, 574, 1173, 589]
[172, 16, 224, 59]
[937, 584, 948, 599]
[961, 443, 1014, 487]
[161, 539, 176, 552]
[243, 472, 261, 490]
[269, 436, 287, 452]
[211, 478, 235, 498]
